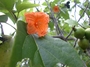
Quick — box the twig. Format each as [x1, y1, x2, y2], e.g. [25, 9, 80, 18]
[77, 2, 89, 28]
[9, 10, 17, 23]
[77, 4, 89, 22]
[87, 1, 90, 25]
[34, 0, 40, 12]
[45, 0, 63, 36]
[85, 12, 90, 25]
[5, 22, 16, 30]
[65, 28, 73, 41]
[73, 38, 78, 47]
[88, 17, 90, 25]
[74, 0, 77, 20]
[53, 35, 75, 41]
[86, 11, 90, 25]
[77, 3, 90, 26]
[0, 23, 4, 35]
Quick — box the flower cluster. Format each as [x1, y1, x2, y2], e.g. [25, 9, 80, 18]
[25, 12, 49, 37]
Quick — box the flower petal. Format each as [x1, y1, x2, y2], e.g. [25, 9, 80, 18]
[36, 12, 49, 23]
[53, 6, 60, 13]
[25, 12, 36, 23]
[25, 12, 49, 37]
[36, 24, 48, 37]
[27, 22, 36, 34]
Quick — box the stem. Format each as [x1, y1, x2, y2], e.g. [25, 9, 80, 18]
[53, 35, 75, 41]
[65, 29, 73, 41]
[74, 0, 77, 20]
[0, 23, 4, 35]
[5, 22, 16, 30]
[9, 10, 17, 23]
[74, 38, 78, 47]
[34, 0, 40, 12]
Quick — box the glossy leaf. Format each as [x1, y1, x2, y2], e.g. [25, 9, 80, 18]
[22, 35, 37, 61]
[16, 2, 39, 12]
[22, 35, 44, 67]
[33, 35, 86, 67]
[9, 21, 27, 67]
[33, 50, 44, 67]
[0, 15, 8, 22]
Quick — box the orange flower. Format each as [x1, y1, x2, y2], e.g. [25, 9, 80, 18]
[53, 6, 60, 13]
[25, 12, 49, 37]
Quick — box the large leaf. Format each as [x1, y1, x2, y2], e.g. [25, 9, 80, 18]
[16, 2, 39, 12]
[33, 35, 86, 67]
[22, 35, 44, 67]
[22, 35, 37, 61]
[33, 50, 44, 67]
[0, 0, 15, 10]
[9, 21, 27, 67]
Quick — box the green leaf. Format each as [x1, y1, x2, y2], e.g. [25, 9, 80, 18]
[49, 22, 54, 31]
[71, 0, 80, 3]
[81, 21, 90, 28]
[5, 11, 17, 23]
[79, 10, 84, 17]
[0, 15, 8, 22]
[60, 9, 69, 19]
[33, 50, 44, 67]
[42, 2, 47, 6]
[0, 37, 13, 67]
[83, 1, 88, 7]
[22, 35, 44, 67]
[16, 2, 39, 12]
[86, 9, 90, 15]
[0, 0, 16, 10]
[65, 19, 78, 26]
[62, 23, 71, 33]
[9, 21, 27, 67]
[22, 35, 37, 61]
[34, 35, 86, 67]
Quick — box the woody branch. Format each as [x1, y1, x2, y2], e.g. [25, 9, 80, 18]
[45, 0, 64, 36]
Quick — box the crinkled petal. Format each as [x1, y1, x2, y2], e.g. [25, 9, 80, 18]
[25, 12, 36, 23]
[36, 24, 48, 37]
[36, 12, 49, 23]
[25, 12, 49, 37]
[27, 23, 36, 34]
